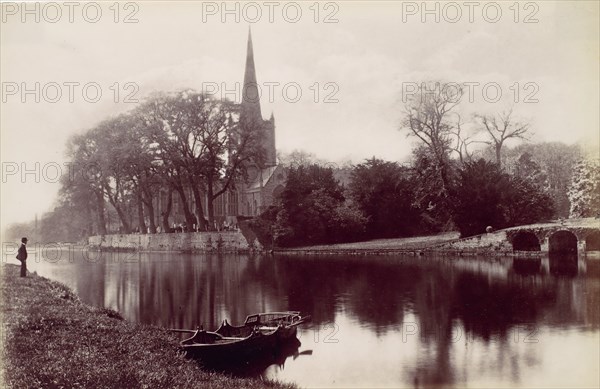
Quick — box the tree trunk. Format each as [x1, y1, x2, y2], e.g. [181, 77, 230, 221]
[143, 193, 157, 233]
[495, 143, 502, 166]
[140, 172, 157, 233]
[112, 203, 131, 234]
[191, 185, 207, 231]
[95, 191, 107, 235]
[161, 190, 173, 233]
[174, 182, 196, 231]
[137, 189, 147, 234]
[105, 189, 131, 233]
[207, 181, 215, 230]
[85, 203, 94, 237]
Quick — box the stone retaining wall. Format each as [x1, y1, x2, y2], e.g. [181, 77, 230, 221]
[436, 231, 512, 251]
[88, 231, 262, 253]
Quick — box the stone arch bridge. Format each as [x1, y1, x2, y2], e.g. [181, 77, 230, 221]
[505, 219, 600, 253]
[436, 218, 600, 254]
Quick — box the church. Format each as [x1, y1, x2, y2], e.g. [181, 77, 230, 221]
[161, 30, 286, 230]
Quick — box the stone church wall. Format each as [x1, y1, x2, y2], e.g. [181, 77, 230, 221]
[88, 231, 262, 253]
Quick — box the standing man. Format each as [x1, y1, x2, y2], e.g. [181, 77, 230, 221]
[16, 237, 28, 277]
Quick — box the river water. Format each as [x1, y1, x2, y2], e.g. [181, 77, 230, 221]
[14, 249, 600, 388]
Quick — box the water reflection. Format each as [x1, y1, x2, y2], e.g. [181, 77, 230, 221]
[196, 337, 304, 378]
[548, 252, 579, 277]
[27, 251, 600, 388]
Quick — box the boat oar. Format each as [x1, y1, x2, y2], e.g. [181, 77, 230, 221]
[255, 317, 312, 331]
[293, 350, 313, 360]
[288, 316, 312, 327]
[167, 328, 198, 334]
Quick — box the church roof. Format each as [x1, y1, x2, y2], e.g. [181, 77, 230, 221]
[247, 165, 281, 191]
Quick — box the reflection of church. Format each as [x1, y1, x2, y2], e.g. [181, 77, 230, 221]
[162, 30, 286, 228]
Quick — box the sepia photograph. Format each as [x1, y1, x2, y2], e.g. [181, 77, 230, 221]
[1, 1, 599, 388]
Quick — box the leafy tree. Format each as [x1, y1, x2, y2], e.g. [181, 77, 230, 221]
[503, 175, 554, 226]
[568, 159, 600, 218]
[410, 146, 458, 230]
[93, 115, 139, 233]
[496, 142, 581, 218]
[38, 203, 91, 243]
[140, 91, 263, 230]
[140, 92, 208, 230]
[349, 158, 424, 237]
[451, 159, 511, 237]
[64, 132, 108, 235]
[511, 152, 549, 189]
[3, 221, 37, 243]
[451, 159, 553, 237]
[278, 149, 319, 168]
[273, 164, 366, 246]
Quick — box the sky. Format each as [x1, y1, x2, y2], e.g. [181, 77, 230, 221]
[1, 1, 599, 231]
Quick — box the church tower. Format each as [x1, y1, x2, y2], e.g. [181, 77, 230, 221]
[240, 28, 277, 167]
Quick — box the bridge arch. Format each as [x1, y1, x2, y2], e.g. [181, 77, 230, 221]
[512, 231, 541, 251]
[549, 230, 578, 253]
[586, 231, 600, 251]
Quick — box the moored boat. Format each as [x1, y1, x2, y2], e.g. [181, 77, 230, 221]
[180, 325, 282, 363]
[172, 311, 311, 364]
[216, 311, 311, 341]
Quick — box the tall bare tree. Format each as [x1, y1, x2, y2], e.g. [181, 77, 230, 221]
[449, 114, 486, 164]
[476, 108, 532, 166]
[402, 82, 463, 195]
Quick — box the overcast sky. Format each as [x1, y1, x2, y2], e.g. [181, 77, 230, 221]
[1, 1, 599, 232]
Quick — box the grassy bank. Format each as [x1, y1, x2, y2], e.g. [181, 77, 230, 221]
[0, 264, 295, 389]
[276, 232, 460, 253]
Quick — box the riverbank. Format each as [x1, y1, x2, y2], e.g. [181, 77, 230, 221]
[0, 264, 294, 389]
[274, 232, 461, 255]
[274, 219, 600, 256]
[88, 230, 262, 253]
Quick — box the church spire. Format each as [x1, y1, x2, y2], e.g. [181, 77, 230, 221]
[241, 26, 262, 122]
[239, 28, 277, 167]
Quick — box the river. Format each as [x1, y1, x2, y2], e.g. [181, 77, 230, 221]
[15, 249, 600, 388]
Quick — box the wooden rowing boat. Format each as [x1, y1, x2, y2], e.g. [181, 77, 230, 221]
[180, 326, 282, 362]
[172, 311, 311, 363]
[215, 311, 311, 341]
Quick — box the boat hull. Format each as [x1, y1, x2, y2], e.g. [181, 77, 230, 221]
[181, 328, 282, 364]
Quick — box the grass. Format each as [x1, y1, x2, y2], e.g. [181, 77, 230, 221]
[0, 264, 296, 389]
[279, 218, 600, 253]
[282, 232, 460, 251]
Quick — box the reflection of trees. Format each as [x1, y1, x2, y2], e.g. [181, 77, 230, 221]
[274, 257, 339, 326]
[343, 262, 416, 333]
[67, 251, 599, 386]
[274, 257, 423, 331]
[74, 258, 106, 308]
[72, 252, 600, 337]
[451, 272, 556, 340]
[411, 263, 456, 386]
[404, 256, 595, 387]
[133, 254, 294, 330]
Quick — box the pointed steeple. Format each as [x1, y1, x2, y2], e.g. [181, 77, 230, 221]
[239, 28, 277, 168]
[241, 26, 262, 122]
